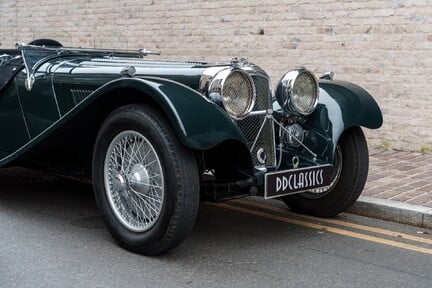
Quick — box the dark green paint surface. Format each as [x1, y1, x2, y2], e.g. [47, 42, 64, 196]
[0, 55, 247, 166]
[15, 71, 60, 138]
[319, 80, 383, 129]
[0, 82, 29, 156]
[0, 50, 383, 176]
[138, 77, 247, 149]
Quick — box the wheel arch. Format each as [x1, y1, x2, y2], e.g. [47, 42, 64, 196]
[10, 77, 252, 179]
[86, 77, 248, 151]
[85, 83, 256, 179]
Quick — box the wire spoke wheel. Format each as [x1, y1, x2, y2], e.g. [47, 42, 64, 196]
[93, 105, 199, 255]
[104, 131, 164, 232]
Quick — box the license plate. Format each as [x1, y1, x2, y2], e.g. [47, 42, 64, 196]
[264, 165, 334, 199]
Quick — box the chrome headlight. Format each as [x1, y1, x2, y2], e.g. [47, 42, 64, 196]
[276, 69, 319, 115]
[206, 68, 256, 120]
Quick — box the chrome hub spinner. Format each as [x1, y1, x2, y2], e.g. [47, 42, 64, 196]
[128, 163, 151, 195]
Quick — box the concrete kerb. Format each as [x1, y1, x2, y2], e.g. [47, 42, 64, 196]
[348, 196, 432, 229]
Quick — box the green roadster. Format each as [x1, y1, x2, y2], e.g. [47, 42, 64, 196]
[0, 39, 382, 255]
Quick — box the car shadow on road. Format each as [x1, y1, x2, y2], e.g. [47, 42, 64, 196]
[0, 167, 315, 260]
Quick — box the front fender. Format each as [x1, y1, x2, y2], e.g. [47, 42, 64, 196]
[319, 80, 383, 130]
[92, 77, 248, 150]
[280, 80, 383, 167]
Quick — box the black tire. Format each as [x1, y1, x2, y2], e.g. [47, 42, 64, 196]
[92, 104, 199, 255]
[282, 127, 369, 217]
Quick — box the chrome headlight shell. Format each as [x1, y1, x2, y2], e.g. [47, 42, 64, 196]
[205, 68, 256, 120]
[276, 68, 319, 116]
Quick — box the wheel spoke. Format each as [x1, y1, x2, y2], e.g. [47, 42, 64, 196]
[139, 145, 152, 166]
[130, 186, 162, 203]
[119, 138, 127, 173]
[125, 135, 137, 172]
[128, 179, 163, 190]
[133, 191, 160, 217]
[129, 194, 150, 224]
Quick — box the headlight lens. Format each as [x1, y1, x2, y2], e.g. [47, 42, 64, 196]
[208, 69, 256, 119]
[276, 69, 319, 115]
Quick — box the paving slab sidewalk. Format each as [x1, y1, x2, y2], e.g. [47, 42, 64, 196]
[349, 149, 432, 229]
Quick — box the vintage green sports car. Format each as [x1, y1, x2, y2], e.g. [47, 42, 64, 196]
[0, 40, 382, 255]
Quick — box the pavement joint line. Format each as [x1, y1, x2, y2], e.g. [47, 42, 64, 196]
[349, 196, 432, 229]
[211, 202, 432, 255]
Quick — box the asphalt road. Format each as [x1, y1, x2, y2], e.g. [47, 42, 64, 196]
[0, 168, 431, 288]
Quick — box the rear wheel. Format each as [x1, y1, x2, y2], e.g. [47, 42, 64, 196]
[93, 104, 199, 255]
[282, 127, 369, 217]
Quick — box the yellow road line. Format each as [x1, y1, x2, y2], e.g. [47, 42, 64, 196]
[212, 203, 432, 255]
[230, 198, 432, 245]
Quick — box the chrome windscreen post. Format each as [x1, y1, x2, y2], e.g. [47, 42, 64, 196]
[24, 74, 35, 91]
[16, 43, 35, 91]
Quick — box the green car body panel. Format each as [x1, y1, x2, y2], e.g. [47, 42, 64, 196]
[319, 80, 383, 130]
[0, 58, 247, 166]
[0, 82, 30, 159]
[0, 39, 387, 256]
[51, 69, 247, 150]
[0, 44, 383, 193]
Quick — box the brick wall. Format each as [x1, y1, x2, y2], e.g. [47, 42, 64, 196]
[1, 0, 431, 151]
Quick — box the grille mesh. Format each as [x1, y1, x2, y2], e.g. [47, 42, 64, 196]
[236, 74, 275, 167]
[71, 89, 93, 105]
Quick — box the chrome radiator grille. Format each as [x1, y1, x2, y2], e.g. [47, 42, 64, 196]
[236, 74, 276, 167]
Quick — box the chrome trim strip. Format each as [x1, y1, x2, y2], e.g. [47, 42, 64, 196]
[51, 73, 61, 117]
[13, 78, 31, 140]
[247, 110, 267, 116]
